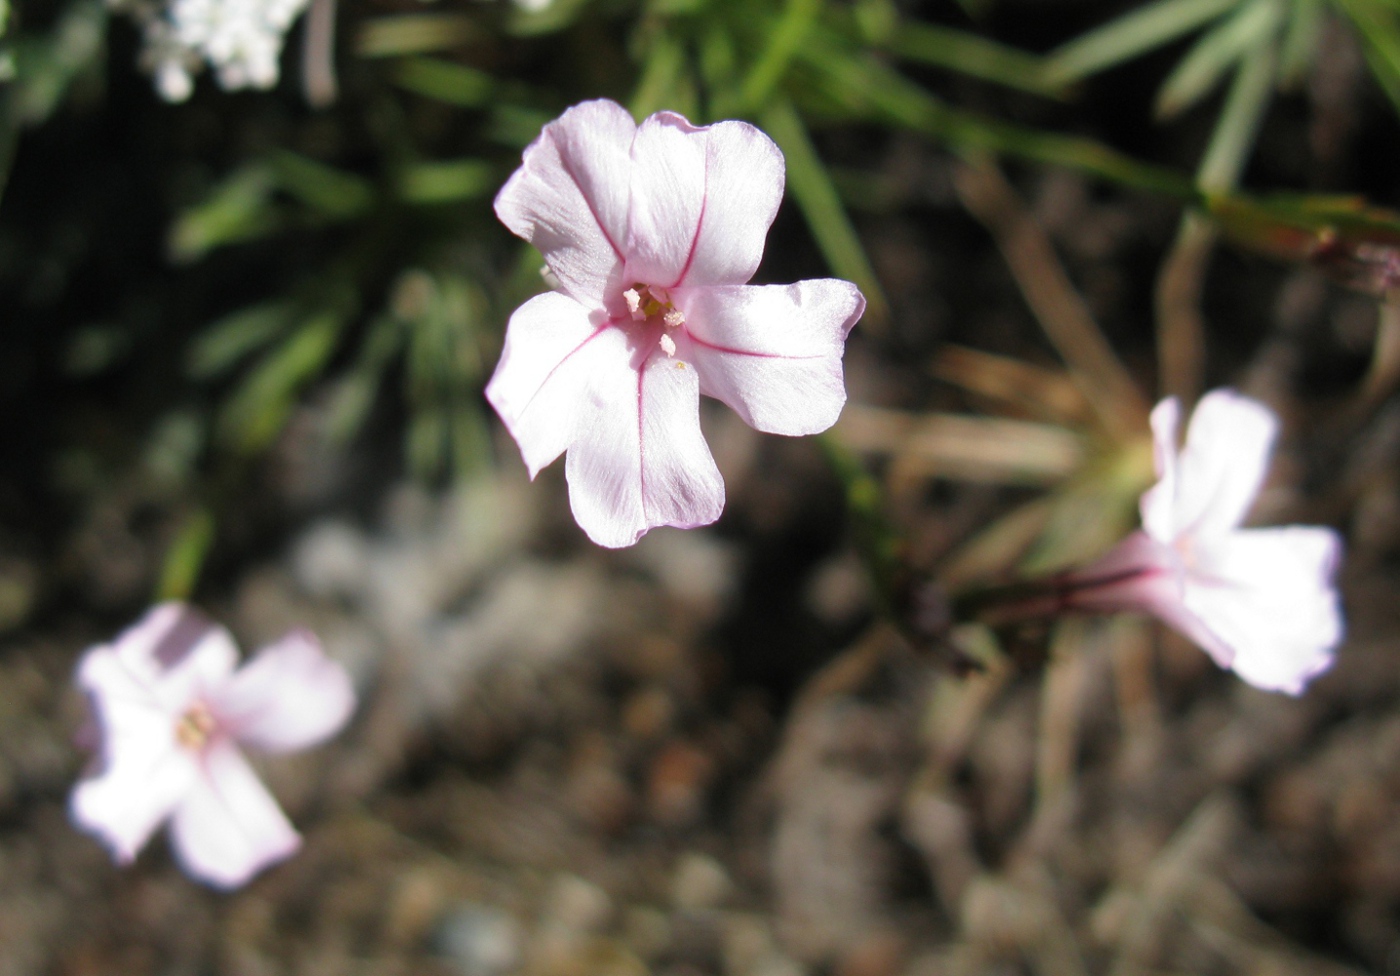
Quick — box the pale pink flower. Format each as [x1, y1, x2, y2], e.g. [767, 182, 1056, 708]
[487, 99, 866, 548]
[70, 603, 355, 888]
[1063, 390, 1343, 694]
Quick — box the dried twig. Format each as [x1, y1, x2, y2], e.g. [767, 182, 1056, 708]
[953, 158, 1150, 444]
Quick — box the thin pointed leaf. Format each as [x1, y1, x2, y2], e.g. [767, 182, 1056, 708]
[1278, 0, 1322, 86]
[355, 15, 481, 57]
[1195, 33, 1276, 189]
[392, 57, 495, 107]
[156, 509, 215, 602]
[406, 406, 447, 481]
[168, 166, 278, 263]
[270, 151, 376, 219]
[759, 97, 890, 330]
[699, 23, 741, 118]
[795, 40, 1199, 200]
[188, 302, 291, 379]
[1154, 0, 1281, 119]
[887, 21, 1063, 97]
[739, 0, 823, 111]
[397, 159, 494, 204]
[218, 311, 344, 454]
[630, 27, 689, 119]
[325, 314, 404, 443]
[1335, 0, 1400, 118]
[1042, 0, 1242, 86]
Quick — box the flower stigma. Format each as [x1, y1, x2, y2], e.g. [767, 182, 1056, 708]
[623, 284, 685, 329]
[175, 701, 218, 751]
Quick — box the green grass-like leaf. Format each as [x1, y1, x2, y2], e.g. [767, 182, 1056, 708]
[218, 311, 344, 454]
[759, 97, 891, 330]
[168, 166, 279, 264]
[1335, 0, 1400, 117]
[887, 21, 1064, 97]
[1042, 0, 1242, 86]
[1154, 0, 1282, 119]
[270, 151, 377, 219]
[155, 509, 215, 602]
[188, 302, 291, 380]
[397, 159, 495, 204]
[740, 0, 823, 111]
[392, 57, 496, 107]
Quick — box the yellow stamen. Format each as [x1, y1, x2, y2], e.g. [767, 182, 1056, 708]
[174, 702, 217, 751]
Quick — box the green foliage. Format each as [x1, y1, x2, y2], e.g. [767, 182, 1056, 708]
[11, 0, 1400, 595]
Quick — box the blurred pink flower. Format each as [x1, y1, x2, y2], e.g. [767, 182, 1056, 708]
[1064, 390, 1343, 694]
[70, 603, 355, 888]
[488, 99, 866, 548]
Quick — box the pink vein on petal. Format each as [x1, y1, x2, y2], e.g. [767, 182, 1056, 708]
[669, 174, 707, 289]
[516, 324, 610, 419]
[637, 363, 648, 523]
[556, 152, 625, 264]
[684, 331, 825, 360]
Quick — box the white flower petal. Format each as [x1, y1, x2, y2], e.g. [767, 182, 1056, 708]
[106, 602, 239, 714]
[485, 291, 612, 478]
[169, 740, 301, 889]
[1184, 526, 1344, 694]
[494, 99, 635, 308]
[564, 330, 724, 547]
[675, 280, 863, 435]
[1139, 395, 1180, 542]
[624, 113, 707, 289]
[624, 114, 785, 290]
[212, 629, 355, 754]
[70, 701, 199, 864]
[1170, 389, 1278, 540]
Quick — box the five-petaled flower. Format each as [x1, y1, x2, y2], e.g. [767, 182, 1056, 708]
[70, 603, 356, 888]
[487, 99, 866, 547]
[1060, 390, 1344, 694]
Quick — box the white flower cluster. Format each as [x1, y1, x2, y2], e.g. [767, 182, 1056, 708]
[115, 0, 312, 102]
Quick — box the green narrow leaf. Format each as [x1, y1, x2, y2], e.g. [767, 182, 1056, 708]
[1196, 31, 1277, 190]
[630, 27, 694, 120]
[1155, 0, 1282, 119]
[218, 311, 344, 453]
[1278, 0, 1322, 86]
[392, 57, 495, 107]
[739, 0, 823, 111]
[156, 509, 215, 602]
[356, 14, 481, 57]
[269, 151, 376, 219]
[796, 39, 1200, 201]
[450, 403, 492, 478]
[325, 314, 405, 443]
[699, 23, 741, 118]
[1335, 0, 1400, 118]
[759, 97, 890, 331]
[487, 105, 555, 148]
[168, 166, 278, 263]
[188, 302, 291, 379]
[406, 406, 447, 480]
[853, 0, 898, 44]
[886, 21, 1064, 98]
[397, 159, 495, 204]
[1043, 0, 1242, 86]
[9, 0, 106, 125]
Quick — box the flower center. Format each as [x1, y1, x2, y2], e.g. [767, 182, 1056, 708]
[623, 284, 685, 358]
[624, 284, 685, 329]
[174, 701, 218, 751]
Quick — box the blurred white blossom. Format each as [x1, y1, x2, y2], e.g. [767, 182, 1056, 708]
[113, 0, 312, 101]
[70, 603, 355, 888]
[1062, 390, 1344, 694]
